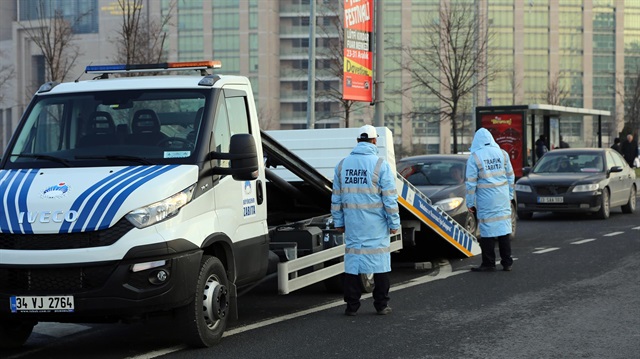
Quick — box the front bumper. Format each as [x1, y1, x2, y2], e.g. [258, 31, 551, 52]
[0, 239, 201, 323]
[516, 190, 602, 213]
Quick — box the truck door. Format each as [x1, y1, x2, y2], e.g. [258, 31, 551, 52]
[210, 88, 268, 282]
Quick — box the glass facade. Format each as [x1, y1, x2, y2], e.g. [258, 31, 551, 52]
[18, 0, 98, 33]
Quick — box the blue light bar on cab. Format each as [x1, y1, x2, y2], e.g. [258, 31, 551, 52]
[85, 61, 222, 74]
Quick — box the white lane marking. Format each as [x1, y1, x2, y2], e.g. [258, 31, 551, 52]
[533, 248, 560, 254]
[571, 238, 597, 245]
[604, 231, 624, 237]
[125, 347, 186, 359]
[632, 226, 640, 230]
[127, 261, 465, 359]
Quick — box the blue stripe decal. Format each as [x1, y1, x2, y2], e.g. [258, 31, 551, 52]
[92, 165, 176, 231]
[401, 183, 408, 199]
[84, 166, 163, 231]
[17, 169, 38, 234]
[61, 166, 141, 233]
[6, 170, 29, 234]
[69, 166, 156, 232]
[0, 170, 18, 233]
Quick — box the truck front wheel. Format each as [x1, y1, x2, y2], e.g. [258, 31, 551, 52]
[179, 256, 229, 347]
[0, 319, 35, 349]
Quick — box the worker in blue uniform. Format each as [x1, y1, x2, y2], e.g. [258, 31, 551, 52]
[465, 128, 515, 272]
[331, 125, 401, 316]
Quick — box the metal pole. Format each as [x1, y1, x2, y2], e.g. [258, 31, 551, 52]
[374, 0, 384, 127]
[307, 0, 317, 129]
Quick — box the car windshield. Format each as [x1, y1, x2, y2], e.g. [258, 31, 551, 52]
[398, 160, 465, 186]
[532, 153, 604, 173]
[5, 89, 207, 168]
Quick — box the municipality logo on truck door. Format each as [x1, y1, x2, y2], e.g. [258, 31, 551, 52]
[242, 181, 256, 218]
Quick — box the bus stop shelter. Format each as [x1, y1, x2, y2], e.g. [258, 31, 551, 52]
[475, 104, 611, 177]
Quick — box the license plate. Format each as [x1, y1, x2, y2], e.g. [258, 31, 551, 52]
[538, 196, 563, 203]
[10, 295, 74, 313]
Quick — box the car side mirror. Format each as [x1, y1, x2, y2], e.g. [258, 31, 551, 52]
[608, 166, 623, 174]
[522, 167, 531, 176]
[207, 134, 259, 181]
[229, 134, 259, 181]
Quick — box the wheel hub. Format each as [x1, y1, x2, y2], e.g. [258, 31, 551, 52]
[202, 276, 229, 327]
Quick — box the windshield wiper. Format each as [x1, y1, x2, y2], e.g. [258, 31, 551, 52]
[12, 153, 72, 167]
[75, 155, 153, 165]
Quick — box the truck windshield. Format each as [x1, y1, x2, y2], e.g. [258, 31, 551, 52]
[4, 90, 207, 168]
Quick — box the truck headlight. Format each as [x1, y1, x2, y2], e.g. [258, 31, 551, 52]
[573, 183, 599, 192]
[126, 185, 195, 228]
[515, 184, 532, 192]
[434, 197, 463, 212]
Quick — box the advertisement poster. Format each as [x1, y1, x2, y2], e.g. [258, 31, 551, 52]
[343, 0, 373, 102]
[480, 113, 525, 177]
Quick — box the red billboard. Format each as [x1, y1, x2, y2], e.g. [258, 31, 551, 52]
[343, 0, 373, 102]
[480, 113, 525, 177]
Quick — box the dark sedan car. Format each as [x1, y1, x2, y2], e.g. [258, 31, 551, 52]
[397, 154, 479, 236]
[515, 148, 637, 219]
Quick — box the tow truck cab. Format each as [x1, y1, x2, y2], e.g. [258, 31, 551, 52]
[0, 61, 268, 348]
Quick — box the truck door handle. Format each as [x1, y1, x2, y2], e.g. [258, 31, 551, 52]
[256, 180, 264, 205]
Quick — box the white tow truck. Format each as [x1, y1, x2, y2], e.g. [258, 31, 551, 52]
[0, 61, 478, 348]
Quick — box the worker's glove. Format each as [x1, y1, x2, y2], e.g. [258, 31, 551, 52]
[468, 207, 476, 214]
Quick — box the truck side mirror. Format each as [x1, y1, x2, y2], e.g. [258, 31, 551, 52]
[229, 133, 259, 181]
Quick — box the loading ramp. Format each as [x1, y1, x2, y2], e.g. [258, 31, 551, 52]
[263, 128, 479, 259]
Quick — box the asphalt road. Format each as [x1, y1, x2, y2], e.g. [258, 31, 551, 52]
[4, 197, 639, 359]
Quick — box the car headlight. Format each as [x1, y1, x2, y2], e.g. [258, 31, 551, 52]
[434, 197, 464, 212]
[126, 185, 195, 228]
[515, 184, 532, 192]
[572, 183, 599, 192]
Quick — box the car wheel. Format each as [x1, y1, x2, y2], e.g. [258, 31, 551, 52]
[596, 188, 610, 219]
[509, 202, 517, 240]
[621, 185, 637, 214]
[465, 212, 479, 237]
[178, 256, 229, 348]
[359, 273, 375, 293]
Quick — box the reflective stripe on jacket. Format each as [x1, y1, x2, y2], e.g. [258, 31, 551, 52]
[331, 142, 400, 274]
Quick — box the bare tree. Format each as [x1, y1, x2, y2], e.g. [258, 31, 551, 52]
[316, 3, 368, 128]
[543, 72, 570, 106]
[618, 65, 640, 137]
[0, 50, 14, 104]
[398, 2, 495, 154]
[112, 0, 174, 71]
[18, 1, 83, 83]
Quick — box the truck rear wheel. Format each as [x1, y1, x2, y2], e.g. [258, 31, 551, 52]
[0, 319, 35, 349]
[178, 256, 229, 347]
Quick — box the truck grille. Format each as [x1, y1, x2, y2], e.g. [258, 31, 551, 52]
[0, 263, 117, 292]
[0, 219, 134, 250]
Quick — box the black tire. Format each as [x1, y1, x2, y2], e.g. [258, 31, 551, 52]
[178, 256, 229, 348]
[0, 319, 35, 349]
[621, 185, 637, 214]
[596, 188, 610, 219]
